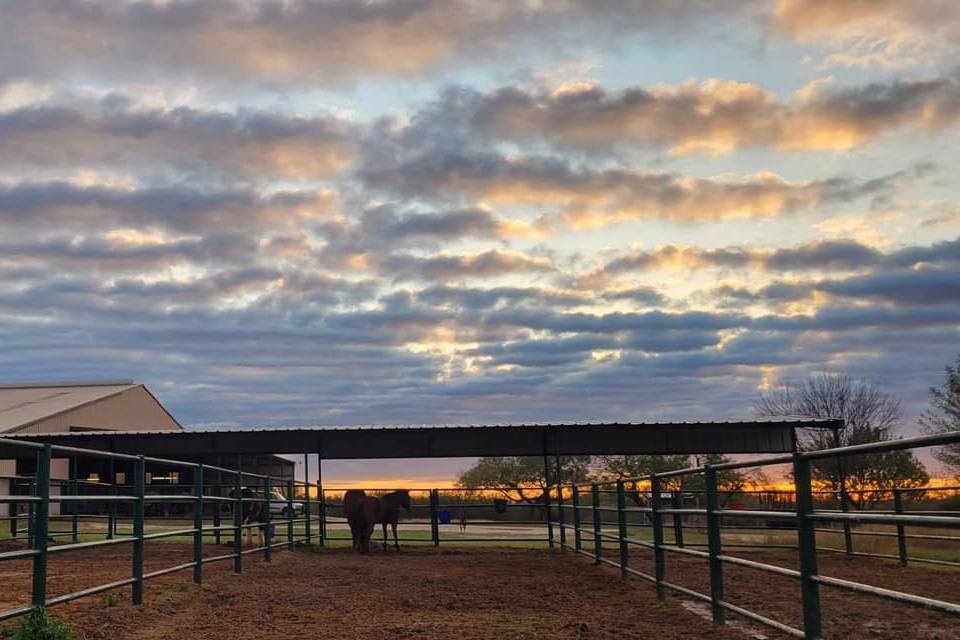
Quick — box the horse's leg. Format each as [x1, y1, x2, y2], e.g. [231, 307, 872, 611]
[382, 522, 388, 551]
[392, 521, 399, 551]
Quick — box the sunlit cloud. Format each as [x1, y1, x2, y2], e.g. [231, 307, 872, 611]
[773, 0, 960, 68]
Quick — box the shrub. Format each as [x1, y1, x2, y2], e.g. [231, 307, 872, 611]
[4, 608, 73, 640]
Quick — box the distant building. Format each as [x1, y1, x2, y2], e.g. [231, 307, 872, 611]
[0, 379, 182, 435]
[0, 380, 292, 518]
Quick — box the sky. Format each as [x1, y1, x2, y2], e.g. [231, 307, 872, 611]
[1, 1, 959, 485]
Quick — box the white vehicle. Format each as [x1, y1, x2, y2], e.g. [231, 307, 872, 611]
[267, 490, 305, 517]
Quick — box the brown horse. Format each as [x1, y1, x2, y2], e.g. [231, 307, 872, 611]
[345, 489, 411, 553]
[374, 490, 411, 552]
[343, 489, 368, 551]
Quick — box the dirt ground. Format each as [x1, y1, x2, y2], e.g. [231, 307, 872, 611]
[649, 548, 960, 639]
[0, 542, 957, 639]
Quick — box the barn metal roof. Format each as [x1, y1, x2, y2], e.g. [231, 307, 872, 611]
[0, 381, 138, 433]
[1, 417, 841, 459]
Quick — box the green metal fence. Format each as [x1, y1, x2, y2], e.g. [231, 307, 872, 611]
[318, 488, 551, 547]
[551, 430, 960, 640]
[0, 437, 324, 622]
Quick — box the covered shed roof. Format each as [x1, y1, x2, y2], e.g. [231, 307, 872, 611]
[1, 417, 841, 459]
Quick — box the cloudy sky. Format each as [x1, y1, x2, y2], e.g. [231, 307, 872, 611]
[2, 1, 959, 483]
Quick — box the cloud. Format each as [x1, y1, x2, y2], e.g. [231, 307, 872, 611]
[591, 237, 960, 281]
[0, 181, 335, 233]
[360, 149, 873, 227]
[458, 72, 960, 154]
[819, 267, 960, 306]
[773, 0, 960, 68]
[315, 206, 542, 264]
[382, 249, 556, 281]
[0, 95, 353, 178]
[0, 0, 752, 86]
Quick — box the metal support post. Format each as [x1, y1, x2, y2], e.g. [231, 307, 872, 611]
[430, 489, 440, 546]
[705, 468, 725, 625]
[233, 473, 242, 575]
[671, 492, 684, 548]
[107, 457, 116, 540]
[317, 452, 326, 546]
[31, 446, 51, 608]
[263, 476, 272, 562]
[616, 479, 629, 577]
[193, 464, 204, 584]
[571, 485, 582, 552]
[894, 489, 908, 566]
[69, 456, 78, 544]
[651, 474, 666, 600]
[591, 484, 602, 564]
[132, 456, 145, 606]
[794, 454, 823, 640]
[303, 454, 311, 546]
[542, 454, 554, 549]
[286, 479, 295, 550]
[555, 453, 566, 550]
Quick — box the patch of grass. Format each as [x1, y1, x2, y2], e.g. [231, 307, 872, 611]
[104, 594, 121, 607]
[2, 608, 73, 640]
[172, 581, 192, 593]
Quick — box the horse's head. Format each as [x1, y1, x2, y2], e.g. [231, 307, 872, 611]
[398, 489, 411, 512]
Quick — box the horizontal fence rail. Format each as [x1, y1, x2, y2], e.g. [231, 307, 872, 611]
[1, 429, 959, 639]
[549, 429, 960, 640]
[0, 437, 327, 622]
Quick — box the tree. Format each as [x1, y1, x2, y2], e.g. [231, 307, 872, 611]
[595, 454, 692, 490]
[595, 454, 752, 506]
[456, 456, 592, 504]
[756, 373, 928, 508]
[920, 355, 960, 476]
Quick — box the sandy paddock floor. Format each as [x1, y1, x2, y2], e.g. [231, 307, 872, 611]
[0, 541, 957, 639]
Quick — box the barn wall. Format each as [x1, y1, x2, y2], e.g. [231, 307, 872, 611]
[15, 387, 180, 434]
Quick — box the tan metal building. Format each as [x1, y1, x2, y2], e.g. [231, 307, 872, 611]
[0, 380, 182, 435]
[0, 380, 294, 520]
[0, 380, 182, 516]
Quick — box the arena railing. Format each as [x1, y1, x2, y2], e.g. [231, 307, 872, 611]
[551, 430, 960, 640]
[0, 438, 325, 622]
[317, 488, 552, 546]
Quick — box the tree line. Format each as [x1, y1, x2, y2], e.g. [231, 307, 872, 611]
[456, 355, 960, 509]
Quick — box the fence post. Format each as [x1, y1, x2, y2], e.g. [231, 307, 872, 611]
[591, 483, 602, 564]
[233, 473, 242, 575]
[319, 484, 327, 546]
[616, 479, 629, 578]
[27, 480, 34, 549]
[430, 489, 440, 546]
[794, 454, 823, 640]
[107, 457, 115, 540]
[132, 456, 145, 606]
[303, 454, 311, 547]
[893, 489, 908, 566]
[840, 485, 853, 555]
[671, 492, 684, 548]
[542, 456, 554, 549]
[31, 445, 51, 608]
[542, 487, 554, 549]
[212, 470, 221, 547]
[303, 482, 312, 547]
[69, 456, 79, 544]
[650, 474, 666, 601]
[705, 468, 725, 625]
[193, 464, 204, 584]
[263, 476, 272, 562]
[571, 485, 582, 552]
[286, 479, 295, 550]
